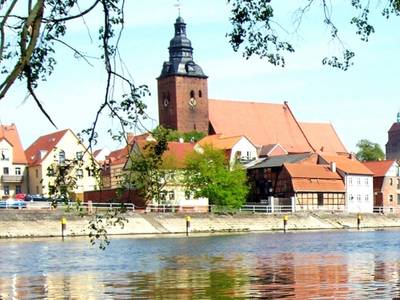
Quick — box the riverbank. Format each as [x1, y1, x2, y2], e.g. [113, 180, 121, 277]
[2, 210, 400, 238]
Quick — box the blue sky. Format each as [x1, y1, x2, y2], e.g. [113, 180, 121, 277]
[0, 1, 399, 153]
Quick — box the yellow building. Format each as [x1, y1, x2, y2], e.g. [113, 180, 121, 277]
[25, 129, 99, 201]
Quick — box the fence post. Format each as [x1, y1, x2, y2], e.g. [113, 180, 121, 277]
[269, 196, 274, 213]
[291, 196, 296, 213]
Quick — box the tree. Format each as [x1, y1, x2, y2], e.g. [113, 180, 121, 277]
[184, 146, 249, 209]
[227, 0, 400, 70]
[356, 139, 385, 161]
[122, 126, 175, 204]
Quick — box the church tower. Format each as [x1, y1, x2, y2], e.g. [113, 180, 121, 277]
[157, 16, 209, 133]
[386, 112, 400, 160]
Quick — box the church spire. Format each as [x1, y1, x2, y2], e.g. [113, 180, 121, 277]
[159, 16, 207, 79]
[397, 111, 400, 123]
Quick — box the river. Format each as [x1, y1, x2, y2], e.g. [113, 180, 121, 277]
[1, 230, 400, 299]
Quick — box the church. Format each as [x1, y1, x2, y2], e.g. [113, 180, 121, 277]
[157, 16, 347, 155]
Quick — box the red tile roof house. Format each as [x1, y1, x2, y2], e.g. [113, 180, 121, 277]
[125, 140, 209, 212]
[0, 124, 28, 199]
[275, 163, 345, 212]
[363, 160, 400, 213]
[25, 129, 99, 201]
[319, 155, 374, 213]
[195, 134, 258, 167]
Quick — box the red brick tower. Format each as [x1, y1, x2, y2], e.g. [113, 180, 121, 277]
[157, 16, 209, 133]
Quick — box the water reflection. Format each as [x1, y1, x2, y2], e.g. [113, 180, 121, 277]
[2, 231, 400, 298]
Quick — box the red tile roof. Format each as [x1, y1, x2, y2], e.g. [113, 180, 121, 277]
[285, 163, 341, 179]
[259, 144, 288, 157]
[108, 147, 129, 166]
[284, 163, 345, 192]
[320, 155, 374, 175]
[163, 142, 195, 168]
[363, 160, 396, 177]
[300, 122, 347, 154]
[0, 124, 27, 164]
[208, 99, 313, 153]
[25, 129, 69, 166]
[197, 134, 244, 150]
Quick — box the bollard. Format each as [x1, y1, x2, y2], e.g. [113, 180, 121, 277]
[357, 213, 362, 230]
[283, 215, 288, 233]
[87, 200, 93, 215]
[186, 215, 191, 236]
[61, 217, 67, 239]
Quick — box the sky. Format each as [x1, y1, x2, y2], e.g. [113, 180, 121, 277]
[0, 0, 399, 153]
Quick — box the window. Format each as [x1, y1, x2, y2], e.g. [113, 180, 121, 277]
[76, 169, 83, 178]
[15, 185, 21, 194]
[76, 151, 83, 160]
[390, 178, 393, 185]
[35, 169, 39, 178]
[389, 195, 394, 202]
[59, 150, 65, 164]
[168, 191, 175, 201]
[348, 177, 353, 185]
[365, 194, 369, 201]
[397, 194, 400, 205]
[357, 177, 361, 185]
[198, 90, 202, 98]
[87, 169, 95, 177]
[246, 151, 252, 159]
[15, 167, 21, 175]
[357, 194, 361, 202]
[3, 167, 9, 175]
[397, 179, 400, 190]
[317, 193, 324, 206]
[364, 177, 369, 186]
[190, 90, 195, 98]
[3, 185, 9, 195]
[36, 186, 39, 194]
[185, 191, 191, 200]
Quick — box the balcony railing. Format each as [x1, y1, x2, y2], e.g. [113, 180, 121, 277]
[1, 175, 23, 183]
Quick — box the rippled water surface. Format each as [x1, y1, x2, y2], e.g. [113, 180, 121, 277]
[1, 230, 400, 299]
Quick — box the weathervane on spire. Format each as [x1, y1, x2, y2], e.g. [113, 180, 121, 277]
[174, 0, 182, 16]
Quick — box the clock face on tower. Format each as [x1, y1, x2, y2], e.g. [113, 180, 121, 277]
[189, 97, 197, 109]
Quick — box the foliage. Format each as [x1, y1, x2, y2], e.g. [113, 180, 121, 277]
[356, 139, 385, 161]
[0, 0, 149, 143]
[227, 0, 400, 70]
[152, 126, 206, 143]
[184, 146, 249, 209]
[123, 127, 171, 204]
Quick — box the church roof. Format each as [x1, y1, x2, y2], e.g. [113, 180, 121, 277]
[208, 99, 313, 153]
[300, 122, 347, 154]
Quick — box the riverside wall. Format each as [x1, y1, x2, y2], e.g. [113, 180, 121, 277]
[1, 210, 400, 239]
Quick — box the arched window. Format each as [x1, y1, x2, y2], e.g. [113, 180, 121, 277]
[198, 90, 202, 98]
[190, 90, 195, 98]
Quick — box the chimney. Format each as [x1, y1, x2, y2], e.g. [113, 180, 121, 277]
[330, 161, 336, 173]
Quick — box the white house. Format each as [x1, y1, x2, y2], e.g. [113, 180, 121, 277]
[320, 155, 374, 213]
[195, 134, 258, 167]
